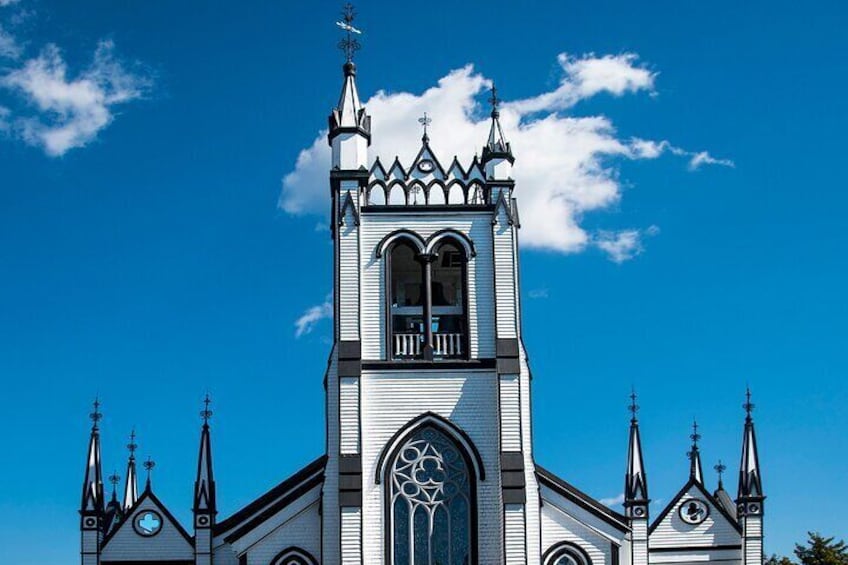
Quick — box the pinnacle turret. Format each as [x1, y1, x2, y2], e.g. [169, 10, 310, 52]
[122, 429, 138, 511]
[80, 399, 104, 516]
[737, 388, 763, 501]
[624, 391, 649, 516]
[688, 420, 704, 484]
[194, 394, 217, 516]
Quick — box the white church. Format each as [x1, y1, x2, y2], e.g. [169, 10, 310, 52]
[79, 15, 766, 565]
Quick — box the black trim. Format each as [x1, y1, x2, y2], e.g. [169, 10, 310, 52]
[101, 488, 194, 549]
[536, 465, 629, 533]
[501, 470, 526, 489]
[363, 204, 494, 213]
[375, 412, 486, 484]
[338, 341, 361, 360]
[214, 456, 326, 535]
[102, 562, 193, 565]
[339, 454, 361, 474]
[497, 358, 521, 374]
[363, 359, 496, 370]
[339, 454, 362, 508]
[270, 546, 319, 565]
[650, 545, 742, 553]
[502, 488, 527, 504]
[497, 338, 520, 358]
[500, 452, 524, 471]
[648, 478, 742, 535]
[543, 541, 594, 565]
[338, 359, 361, 377]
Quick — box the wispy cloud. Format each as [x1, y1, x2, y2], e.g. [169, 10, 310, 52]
[295, 294, 333, 338]
[0, 0, 21, 7]
[0, 25, 19, 59]
[528, 288, 549, 299]
[600, 493, 625, 507]
[279, 52, 731, 262]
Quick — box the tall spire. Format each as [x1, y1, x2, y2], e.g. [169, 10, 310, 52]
[328, 3, 371, 154]
[80, 399, 104, 515]
[122, 429, 139, 511]
[738, 388, 763, 500]
[687, 420, 704, 483]
[194, 394, 217, 516]
[484, 84, 512, 157]
[624, 390, 649, 520]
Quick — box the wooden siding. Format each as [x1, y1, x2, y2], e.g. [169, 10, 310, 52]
[541, 500, 616, 565]
[338, 184, 360, 341]
[500, 373, 522, 451]
[237, 497, 322, 565]
[341, 507, 363, 564]
[505, 503, 528, 564]
[359, 212, 496, 360]
[323, 347, 341, 563]
[360, 368, 502, 564]
[492, 190, 517, 339]
[339, 376, 360, 454]
[100, 497, 193, 562]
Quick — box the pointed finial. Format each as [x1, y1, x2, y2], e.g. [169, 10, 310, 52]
[143, 457, 156, 489]
[743, 387, 755, 422]
[89, 398, 102, 430]
[714, 459, 727, 489]
[690, 420, 701, 446]
[201, 393, 213, 425]
[108, 471, 121, 496]
[337, 3, 362, 65]
[127, 429, 138, 458]
[628, 388, 639, 423]
[418, 112, 432, 143]
[489, 83, 500, 118]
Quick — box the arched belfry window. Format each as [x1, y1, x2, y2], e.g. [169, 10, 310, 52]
[387, 425, 474, 565]
[386, 234, 469, 361]
[543, 542, 592, 565]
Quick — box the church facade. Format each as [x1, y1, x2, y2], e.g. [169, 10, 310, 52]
[78, 42, 766, 565]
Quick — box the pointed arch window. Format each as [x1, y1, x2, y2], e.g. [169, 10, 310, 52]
[387, 237, 468, 361]
[543, 542, 592, 565]
[387, 425, 474, 565]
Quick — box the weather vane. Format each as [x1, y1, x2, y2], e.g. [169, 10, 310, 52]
[418, 112, 432, 143]
[90, 398, 102, 429]
[201, 393, 213, 425]
[336, 3, 362, 63]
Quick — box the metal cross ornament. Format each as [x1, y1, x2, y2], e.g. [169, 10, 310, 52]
[743, 387, 755, 419]
[336, 3, 362, 62]
[418, 112, 432, 142]
[489, 84, 501, 115]
[90, 398, 102, 429]
[201, 393, 213, 424]
[690, 420, 701, 445]
[127, 429, 138, 457]
[108, 471, 121, 488]
[628, 389, 639, 422]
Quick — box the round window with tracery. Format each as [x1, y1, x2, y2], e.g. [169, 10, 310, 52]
[133, 510, 162, 536]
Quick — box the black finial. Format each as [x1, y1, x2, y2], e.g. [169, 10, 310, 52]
[690, 420, 701, 446]
[489, 84, 500, 118]
[418, 112, 432, 143]
[337, 3, 362, 65]
[90, 398, 102, 430]
[108, 470, 121, 496]
[743, 387, 755, 422]
[628, 388, 639, 423]
[714, 459, 727, 489]
[143, 457, 156, 489]
[127, 429, 137, 459]
[200, 393, 213, 426]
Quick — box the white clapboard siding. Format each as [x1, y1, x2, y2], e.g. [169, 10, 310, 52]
[540, 499, 614, 565]
[650, 484, 742, 551]
[340, 376, 360, 454]
[238, 497, 322, 564]
[360, 368, 501, 564]
[519, 351, 543, 565]
[500, 374, 522, 451]
[100, 496, 194, 562]
[341, 506, 363, 564]
[323, 346, 341, 563]
[339, 186, 360, 341]
[504, 503, 527, 564]
[492, 192, 517, 339]
[359, 212, 496, 360]
[631, 519, 649, 565]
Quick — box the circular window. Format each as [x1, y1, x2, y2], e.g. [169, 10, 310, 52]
[133, 510, 163, 537]
[417, 159, 435, 173]
[679, 498, 709, 525]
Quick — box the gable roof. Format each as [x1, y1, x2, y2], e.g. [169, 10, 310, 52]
[101, 487, 194, 551]
[649, 477, 742, 535]
[536, 464, 629, 533]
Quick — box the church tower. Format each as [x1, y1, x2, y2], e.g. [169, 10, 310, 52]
[737, 390, 765, 565]
[321, 7, 538, 563]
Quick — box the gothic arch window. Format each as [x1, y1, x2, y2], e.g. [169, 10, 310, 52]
[543, 542, 593, 565]
[270, 546, 318, 565]
[386, 424, 476, 565]
[386, 234, 469, 361]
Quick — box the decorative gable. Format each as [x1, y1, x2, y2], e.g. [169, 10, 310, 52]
[101, 490, 194, 564]
[649, 479, 741, 555]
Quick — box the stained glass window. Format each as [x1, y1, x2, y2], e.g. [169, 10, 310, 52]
[389, 426, 472, 565]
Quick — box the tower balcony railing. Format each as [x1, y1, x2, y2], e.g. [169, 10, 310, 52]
[392, 332, 464, 359]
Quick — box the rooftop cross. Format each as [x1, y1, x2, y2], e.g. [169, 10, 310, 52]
[744, 387, 755, 422]
[143, 457, 156, 488]
[628, 389, 639, 423]
[108, 471, 121, 493]
[489, 84, 501, 117]
[89, 398, 102, 430]
[127, 429, 137, 458]
[418, 112, 432, 143]
[690, 420, 701, 446]
[336, 3, 362, 63]
[201, 392, 214, 425]
[714, 459, 727, 488]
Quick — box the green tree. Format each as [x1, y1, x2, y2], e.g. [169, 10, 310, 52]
[795, 532, 848, 565]
[766, 554, 795, 565]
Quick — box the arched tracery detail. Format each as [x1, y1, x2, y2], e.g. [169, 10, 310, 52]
[543, 541, 593, 565]
[269, 545, 318, 565]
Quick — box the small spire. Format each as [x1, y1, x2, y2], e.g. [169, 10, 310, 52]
[194, 394, 217, 519]
[483, 83, 513, 162]
[108, 471, 121, 502]
[738, 389, 763, 501]
[123, 429, 139, 510]
[328, 5, 371, 148]
[714, 459, 727, 490]
[143, 457, 155, 491]
[81, 398, 104, 515]
[687, 420, 704, 483]
[624, 390, 649, 516]
[418, 112, 432, 144]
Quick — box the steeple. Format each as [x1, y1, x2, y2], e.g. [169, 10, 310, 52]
[713, 459, 737, 519]
[193, 394, 217, 516]
[143, 456, 155, 492]
[624, 391, 649, 513]
[482, 84, 514, 181]
[737, 388, 763, 501]
[104, 470, 123, 533]
[687, 420, 704, 484]
[122, 429, 138, 511]
[80, 399, 104, 516]
[328, 3, 371, 170]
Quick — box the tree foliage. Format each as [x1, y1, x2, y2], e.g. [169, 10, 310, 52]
[795, 532, 848, 565]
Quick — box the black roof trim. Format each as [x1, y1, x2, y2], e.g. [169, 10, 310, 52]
[535, 465, 629, 533]
[650, 544, 742, 553]
[362, 204, 494, 214]
[213, 456, 326, 536]
[101, 488, 194, 549]
[648, 478, 742, 535]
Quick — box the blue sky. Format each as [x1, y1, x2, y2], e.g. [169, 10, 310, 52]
[1, 0, 846, 562]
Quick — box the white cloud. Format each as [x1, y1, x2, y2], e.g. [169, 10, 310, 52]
[2, 40, 149, 156]
[0, 104, 9, 132]
[600, 493, 625, 507]
[0, 0, 21, 7]
[280, 52, 732, 260]
[0, 25, 19, 59]
[295, 294, 333, 338]
[528, 288, 549, 299]
[594, 225, 659, 263]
